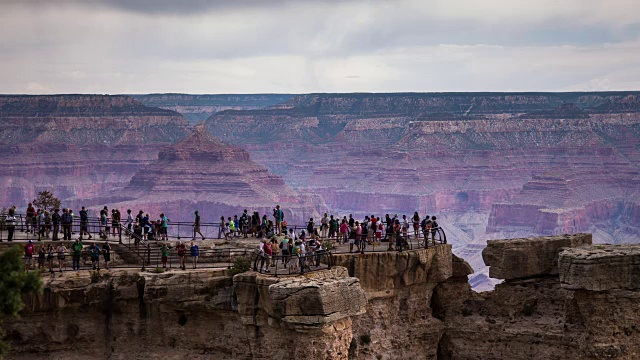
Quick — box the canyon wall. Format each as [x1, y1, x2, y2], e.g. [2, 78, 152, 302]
[5, 235, 640, 359]
[204, 92, 640, 288]
[132, 94, 294, 123]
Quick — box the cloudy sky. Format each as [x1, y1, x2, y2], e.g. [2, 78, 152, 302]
[1, 0, 639, 94]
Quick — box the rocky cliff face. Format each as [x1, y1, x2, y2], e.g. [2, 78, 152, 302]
[6, 235, 640, 359]
[109, 124, 326, 223]
[0, 95, 190, 208]
[132, 94, 294, 123]
[204, 92, 640, 288]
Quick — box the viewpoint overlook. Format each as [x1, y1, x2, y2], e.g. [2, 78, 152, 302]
[2, 92, 640, 290]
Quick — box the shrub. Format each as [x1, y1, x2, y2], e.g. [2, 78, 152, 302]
[228, 257, 251, 276]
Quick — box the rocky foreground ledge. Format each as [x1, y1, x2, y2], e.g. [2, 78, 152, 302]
[6, 237, 640, 359]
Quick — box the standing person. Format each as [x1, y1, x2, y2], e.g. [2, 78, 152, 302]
[339, 219, 349, 245]
[192, 211, 204, 240]
[355, 221, 362, 253]
[24, 240, 35, 271]
[233, 215, 239, 237]
[71, 238, 83, 271]
[25, 203, 35, 234]
[46, 244, 55, 273]
[273, 205, 284, 235]
[62, 209, 73, 241]
[190, 241, 199, 269]
[102, 241, 111, 270]
[328, 215, 337, 240]
[89, 242, 101, 270]
[37, 244, 46, 270]
[402, 215, 409, 242]
[4, 208, 16, 242]
[177, 241, 186, 270]
[99, 209, 108, 239]
[261, 238, 272, 272]
[101, 206, 109, 236]
[228, 217, 236, 238]
[142, 213, 150, 240]
[125, 209, 133, 235]
[394, 219, 402, 251]
[279, 236, 290, 264]
[384, 214, 392, 242]
[376, 219, 383, 246]
[160, 213, 169, 241]
[44, 211, 51, 239]
[37, 210, 45, 240]
[218, 216, 225, 239]
[320, 213, 329, 239]
[56, 242, 68, 272]
[111, 209, 118, 237]
[240, 210, 249, 238]
[430, 216, 440, 245]
[79, 207, 92, 240]
[306, 218, 315, 238]
[51, 209, 61, 241]
[412, 212, 421, 240]
[160, 243, 170, 268]
[421, 216, 432, 247]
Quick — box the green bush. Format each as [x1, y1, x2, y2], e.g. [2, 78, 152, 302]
[228, 257, 251, 276]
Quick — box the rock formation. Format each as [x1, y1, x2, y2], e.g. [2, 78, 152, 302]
[5, 234, 640, 359]
[0, 95, 190, 208]
[111, 124, 326, 223]
[203, 92, 640, 288]
[132, 94, 294, 123]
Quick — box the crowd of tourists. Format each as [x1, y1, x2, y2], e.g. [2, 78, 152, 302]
[21, 238, 112, 273]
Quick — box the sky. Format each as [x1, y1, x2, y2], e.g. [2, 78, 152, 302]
[0, 0, 639, 94]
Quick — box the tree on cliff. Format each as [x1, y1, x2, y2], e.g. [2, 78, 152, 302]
[0, 246, 42, 359]
[32, 190, 61, 211]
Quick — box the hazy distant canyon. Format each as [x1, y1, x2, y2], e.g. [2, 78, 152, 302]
[2, 92, 640, 289]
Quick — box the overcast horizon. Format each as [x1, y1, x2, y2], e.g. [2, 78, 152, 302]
[1, 0, 639, 94]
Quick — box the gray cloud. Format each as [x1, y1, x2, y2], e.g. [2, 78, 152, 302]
[0, 0, 638, 93]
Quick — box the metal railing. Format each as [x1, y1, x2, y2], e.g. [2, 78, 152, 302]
[252, 250, 333, 276]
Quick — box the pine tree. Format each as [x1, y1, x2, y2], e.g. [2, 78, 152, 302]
[32, 190, 61, 211]
[0, 246, 42, 359]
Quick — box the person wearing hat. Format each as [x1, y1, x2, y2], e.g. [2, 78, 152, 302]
[192, 211, 204, 240]
[24, 240, 35, 271]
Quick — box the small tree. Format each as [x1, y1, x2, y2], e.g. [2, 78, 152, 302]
[0, 246, 42, 358]
[32, 190, 61, 211]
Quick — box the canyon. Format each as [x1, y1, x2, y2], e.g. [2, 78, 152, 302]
[5, 234, 640, 359]
[2, 92, 640, 289]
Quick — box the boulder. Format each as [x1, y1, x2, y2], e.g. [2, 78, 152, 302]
[482, 233, 592, 280]
[559, 244, 640, 291]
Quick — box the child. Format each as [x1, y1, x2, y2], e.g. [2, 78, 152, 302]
[160, 243, 170, 268]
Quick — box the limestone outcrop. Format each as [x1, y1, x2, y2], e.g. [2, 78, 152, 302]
[559, 244, 640, 291]
[7, 234, 640, 360]
[482, 233, 592, 280]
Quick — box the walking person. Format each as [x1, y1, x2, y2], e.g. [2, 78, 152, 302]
[192, 211, 205, 240]
[190, 241, 199, 269]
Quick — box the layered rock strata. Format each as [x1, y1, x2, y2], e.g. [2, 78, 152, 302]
[111, 124, 326, 223]
[559, 245, 640, 291]
[0, 95, 190, 208]
[482, 233, 592, 280]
